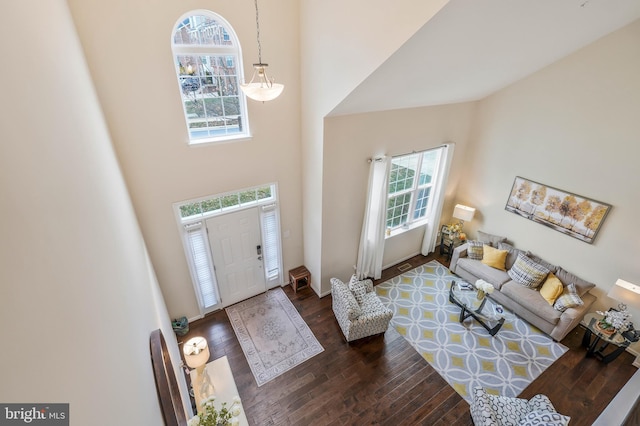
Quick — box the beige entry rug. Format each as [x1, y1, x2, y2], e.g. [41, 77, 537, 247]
[375, 260, 568, 403]
[226, 287, 324, 386]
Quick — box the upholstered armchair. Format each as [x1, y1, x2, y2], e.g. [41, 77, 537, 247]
[470, 387, 570, 426]
[330, 277, 393, 342]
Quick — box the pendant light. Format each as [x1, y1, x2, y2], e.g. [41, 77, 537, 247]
[240, 0, 284, 102]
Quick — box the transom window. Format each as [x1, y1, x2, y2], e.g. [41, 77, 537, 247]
[386, 149, 442, 231]
[172, 11, 249, 144]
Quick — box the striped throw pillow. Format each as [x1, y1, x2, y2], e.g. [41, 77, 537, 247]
[467, 240, 484, 260]
[507, 253, 550, 288]
[554, 283, 584, 312]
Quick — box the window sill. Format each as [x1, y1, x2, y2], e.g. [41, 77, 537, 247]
[385, 221, 427, 239]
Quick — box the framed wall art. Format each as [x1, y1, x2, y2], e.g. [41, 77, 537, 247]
[505, 176, 611, 244]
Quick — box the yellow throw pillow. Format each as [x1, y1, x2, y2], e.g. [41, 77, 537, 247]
[481, 245, 509, 271]
[540, 273, 564, 305]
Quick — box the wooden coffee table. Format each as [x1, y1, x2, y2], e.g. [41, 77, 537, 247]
[449, 280, 514, 336]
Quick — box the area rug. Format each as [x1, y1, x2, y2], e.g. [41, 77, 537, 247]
[225, 287, 324, 386]
[375, 260, 568, 403]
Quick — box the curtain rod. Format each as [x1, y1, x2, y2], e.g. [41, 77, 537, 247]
[366, 143, 450, 163]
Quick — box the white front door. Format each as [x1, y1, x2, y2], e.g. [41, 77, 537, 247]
[206, 207, 266, 307]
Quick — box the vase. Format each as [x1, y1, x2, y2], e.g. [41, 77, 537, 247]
[476, 290, 485, 300]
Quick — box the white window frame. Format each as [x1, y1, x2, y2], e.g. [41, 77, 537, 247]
[171, 10, 251, 145]
[173, 183, 283, 315]
[386, 148, 443, 237]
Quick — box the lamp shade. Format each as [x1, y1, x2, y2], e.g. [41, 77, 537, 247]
[452, 204, 476, 222]
[608, 279, 640, 310]
[240, 82, 284, 102]
[183, 336, 210, 369]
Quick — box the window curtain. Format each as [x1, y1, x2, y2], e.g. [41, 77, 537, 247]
[356, 156, 390, 280]
[421, 143, 455, 255]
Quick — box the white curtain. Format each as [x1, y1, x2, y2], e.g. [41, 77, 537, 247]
[421, 143, 455, 255]
[356, 156, 390, 280]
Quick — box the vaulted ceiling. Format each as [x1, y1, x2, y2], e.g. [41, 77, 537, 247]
[330, 0, 640, 116]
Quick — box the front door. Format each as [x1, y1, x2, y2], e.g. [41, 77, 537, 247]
[206, 207, 266, 307]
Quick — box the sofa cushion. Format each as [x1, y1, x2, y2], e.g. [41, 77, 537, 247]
[481, 245, 509, 271]
[555, 267, 595, 297]
[457, 258, 511, 289]
[467, 240, 484, 260]
[349, 280, 369, 305]
[553, 283, 584, 312]
[478, 230, 508, 247]
[539, 273, 564, 305]
[508, 253, 550, 289]
[498, 242, 529, 270]
[501, 282, 562, 324]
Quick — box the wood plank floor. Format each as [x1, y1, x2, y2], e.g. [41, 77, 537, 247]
[181, 253, 638, 425]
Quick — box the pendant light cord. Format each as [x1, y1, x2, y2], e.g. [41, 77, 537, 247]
[253, 0, 263, 64]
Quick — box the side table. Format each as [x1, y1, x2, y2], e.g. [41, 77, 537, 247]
[439, 225, 463, 261]
[289, 265, 310, 293]
[581, 312, 631, 364]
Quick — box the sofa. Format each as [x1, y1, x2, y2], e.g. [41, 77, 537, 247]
[330, 276, 393, 342]
[450, 230, 596, 341]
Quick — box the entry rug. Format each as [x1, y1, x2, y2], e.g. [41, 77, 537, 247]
[376, 260, 568, 403]
[226, 287, 324, 386]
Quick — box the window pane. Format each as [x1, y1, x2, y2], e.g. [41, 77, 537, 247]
[221, 194, 239, 209]
[201, 198, 221, 213]
[386, 193, 412, 228]
[239, 190, 257, 204]
[173, 15, 234, 46]
[389, 155, 418, 195]
[257, 186, 272, 200]
[413, 187, 432, 219]
[180, 202, 202, 218]
[418, 151, 439, 186]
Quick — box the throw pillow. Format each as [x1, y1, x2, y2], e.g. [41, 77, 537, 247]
[554, 283, 584, 312]
[481, 245, 509, 271]
[518, 410, 570, 426]
[508, 253, 550, 289]
[539, 273, 564, 305]
[349, 280, 369, 305]
[477, 230, 508, 247]
[467, 240, 484, 260]
[498, 242, 530, 270]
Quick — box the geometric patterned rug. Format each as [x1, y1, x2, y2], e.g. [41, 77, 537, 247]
[375, 260, 568, 403]
[226, 287, 324, 386]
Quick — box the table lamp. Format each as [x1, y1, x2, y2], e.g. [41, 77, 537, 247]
[183, 336, 210, 375]
[452, 204, 476, 231]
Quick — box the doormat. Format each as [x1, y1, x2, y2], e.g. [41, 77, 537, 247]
[375, 260, 568, 403]
[225, 287, 324, 386]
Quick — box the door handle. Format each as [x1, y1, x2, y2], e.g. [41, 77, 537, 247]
[257, 256, 262, 261]
[256, 245, 262, 255]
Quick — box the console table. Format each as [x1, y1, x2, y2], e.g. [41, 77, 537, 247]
[189, 356, 248, 425]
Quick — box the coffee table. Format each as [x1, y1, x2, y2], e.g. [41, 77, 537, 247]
[449, 280, 514, 336]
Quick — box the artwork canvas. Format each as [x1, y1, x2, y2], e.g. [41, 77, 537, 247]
[505, 176, 611, 244]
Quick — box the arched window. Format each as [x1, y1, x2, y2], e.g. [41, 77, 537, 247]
[172, 11, 249, 144]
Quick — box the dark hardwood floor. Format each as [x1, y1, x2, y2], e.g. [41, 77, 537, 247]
[181, 252, 638, 425]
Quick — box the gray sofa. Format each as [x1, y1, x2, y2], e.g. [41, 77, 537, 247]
[449, 231, 596, 341]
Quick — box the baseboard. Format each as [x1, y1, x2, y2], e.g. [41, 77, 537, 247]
[382, 251, 422, 271]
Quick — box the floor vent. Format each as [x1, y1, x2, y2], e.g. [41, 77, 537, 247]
[397, 263, 413, 272]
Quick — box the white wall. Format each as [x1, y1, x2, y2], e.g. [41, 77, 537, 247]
[67, 0, 302, 320]
[458, 20, 640, 347]
[0, 1, 179, 423]
[320, 103, 476, 293]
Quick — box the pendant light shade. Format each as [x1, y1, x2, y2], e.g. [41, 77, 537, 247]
[240, 0, 283, 102]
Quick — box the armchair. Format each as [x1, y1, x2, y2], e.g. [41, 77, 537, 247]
[330, 277, 393, 342]
[470, 387, 570, 426]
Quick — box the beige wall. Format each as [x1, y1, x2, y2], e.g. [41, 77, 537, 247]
[0, 1, 178, 422]
[67, 0, 302, 319]
[320, 103, 476, 293]
[458, 20, 640, 339]
[300, 0, 450, 294]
